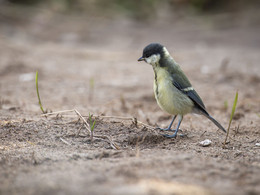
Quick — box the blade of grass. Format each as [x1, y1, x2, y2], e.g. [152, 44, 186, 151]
[223, 91, 238, 148]
[223, 100, 228, 111]
[35, 71, 45, 114]
[89, 113, 96, 142]
[92, 120, 96, 131]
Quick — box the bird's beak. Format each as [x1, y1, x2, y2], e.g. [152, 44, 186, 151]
[138, 57, 145, 61]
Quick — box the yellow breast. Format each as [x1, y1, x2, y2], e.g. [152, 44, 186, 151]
[153, 67, 194, 115]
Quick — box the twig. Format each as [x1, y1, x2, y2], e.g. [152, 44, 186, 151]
[94, 135, 120, 150]
[227, 135, 240, 142]
[93, 115, 155, 130]
[42, 111, 155, 130]
[233, 125, 240, 137]
[60, 137, 71, 145]
[135, 120, 154, 130]
[41, 109, 75, 116]
[76, 123, 84, 137]
[94, 115, 133, 120]
[74, 109, 91, 134]
[200, 131, 207, 137]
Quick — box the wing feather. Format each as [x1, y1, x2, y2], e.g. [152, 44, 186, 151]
[171, 71, 208, 115]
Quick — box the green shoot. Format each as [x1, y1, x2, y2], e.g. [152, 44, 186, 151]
[223, 91, 238, 148]
[89, 113, 96, 131]
[35, 71, 45, 114]
[223, 100, 228, 110]
[89, 113, 96, 141]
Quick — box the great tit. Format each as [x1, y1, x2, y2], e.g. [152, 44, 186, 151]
[138, 43, 226, 138]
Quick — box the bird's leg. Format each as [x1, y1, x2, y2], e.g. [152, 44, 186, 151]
[162, 115, 183, 138]
[156, 115, 177, 131]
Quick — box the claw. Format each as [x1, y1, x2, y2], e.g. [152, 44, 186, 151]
[161, 133, 177, 138]
[160, 131, 187, 138]
[158, 127, 176, 132]
[157, 128, 183, 132]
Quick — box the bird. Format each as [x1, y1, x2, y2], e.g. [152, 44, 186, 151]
[138, 43, 226, 138]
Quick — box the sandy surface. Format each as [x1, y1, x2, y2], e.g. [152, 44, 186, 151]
[0, 6, 260, 195]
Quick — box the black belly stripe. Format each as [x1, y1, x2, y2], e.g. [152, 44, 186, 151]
[154, 72, 159, 96]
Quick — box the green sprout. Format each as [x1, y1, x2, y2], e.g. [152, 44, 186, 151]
[35, 71, 46, 114]
[223, 91, 238, 148]
[223, 100, 228, 111]
[89, 113, 96, 141]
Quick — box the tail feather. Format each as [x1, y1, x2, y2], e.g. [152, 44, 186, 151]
[205, 114, 226, 133]
[200, 112, 227, 133]
[193, 106, 226, 133]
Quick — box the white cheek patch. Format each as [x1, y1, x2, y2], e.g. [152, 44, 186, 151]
[146, 54, 161, 66]
[162, 47, 170, 57]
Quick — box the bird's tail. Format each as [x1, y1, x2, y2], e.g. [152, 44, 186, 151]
[204, 114, 227, 133]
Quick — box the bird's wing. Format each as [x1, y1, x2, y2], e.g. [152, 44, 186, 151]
[171, 71, 207, 114]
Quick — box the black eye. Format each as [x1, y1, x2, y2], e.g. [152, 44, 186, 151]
[144, 52, 152, 58]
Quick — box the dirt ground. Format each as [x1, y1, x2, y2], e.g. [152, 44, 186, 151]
[0, 6, 260, 195]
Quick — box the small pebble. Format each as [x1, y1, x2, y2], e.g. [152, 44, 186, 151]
[255, 143, 260, 147]
[199, 139, 212, 147]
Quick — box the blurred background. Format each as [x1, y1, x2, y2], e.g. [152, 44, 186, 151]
[0, 0, 260, 112]
[1, 0, 260, 49]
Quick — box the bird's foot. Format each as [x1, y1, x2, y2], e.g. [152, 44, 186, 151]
[161, 133, 177, 138]
[160, 129, 186, 138]
[155, 127, 176, 132]
[156, 127, 183, 133]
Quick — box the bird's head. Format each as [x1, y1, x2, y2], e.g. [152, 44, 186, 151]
[138, 43, 170, 66]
